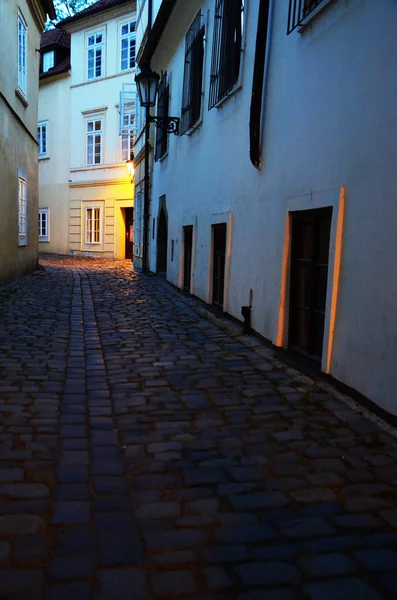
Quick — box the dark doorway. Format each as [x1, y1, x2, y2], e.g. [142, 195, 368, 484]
[183, 225, 193, 293]
[212, 223, 227, 307]
[289, 207, 333, 360]
[156, 207, 168, 273]
[125, 207, 134, 259]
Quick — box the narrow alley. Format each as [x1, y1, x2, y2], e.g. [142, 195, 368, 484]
[0, 255, 396, 600]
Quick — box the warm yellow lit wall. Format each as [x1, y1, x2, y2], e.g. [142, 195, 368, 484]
[69, 180, 134, 258]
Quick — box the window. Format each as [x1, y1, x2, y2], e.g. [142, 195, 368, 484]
[43, 51, 54, 73]
[287, 0, 328, 34]
[208, 0, 244, 109]
[86, 119, 102, 165]
[18, 176, 27, 244]
[155, 73, 169, 161]
[18, 13, 27, 94]
[121, 107, 135, 161]
[85, 207, 101, 244]
[120, 21, 136, 71]
[87, 31, 104, 80]
[181, 12, 205, 134]
[37, 122, 48, 157]
[38, 208, 49, 242]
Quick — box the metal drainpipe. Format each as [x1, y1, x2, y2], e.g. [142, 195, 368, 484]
[141, 1, 153, 273]
[142, 104, 151, 273]
[249, 0, 273, 169]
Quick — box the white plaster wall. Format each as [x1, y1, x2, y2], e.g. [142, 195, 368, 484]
[69, 10, 137, 173]
[148, 0, 397, 414]
[38, 75, 71, 253]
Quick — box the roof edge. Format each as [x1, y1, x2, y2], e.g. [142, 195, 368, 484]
[138, 0, 177, 67]
[59, 0, 132, 27]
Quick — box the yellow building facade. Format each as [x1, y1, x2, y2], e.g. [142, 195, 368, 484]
[38, 0, 136, 260]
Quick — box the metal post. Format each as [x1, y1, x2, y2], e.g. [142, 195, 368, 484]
[142, 106, 150, 273]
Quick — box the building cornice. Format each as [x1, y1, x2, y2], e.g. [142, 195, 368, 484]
[39, 70, 71, 86]
[61, 4, 136, 34]
[138, 0, 177, 67]
[69, 177, 131, 188]
[27, 0, 55, 31]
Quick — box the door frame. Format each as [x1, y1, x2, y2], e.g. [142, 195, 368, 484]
[275, 186, 345, 374]
[114, 199, 134, 259]
[156, 196, 168, 273]
[178, 216, 197, 294]
[207, 212, 233, 313]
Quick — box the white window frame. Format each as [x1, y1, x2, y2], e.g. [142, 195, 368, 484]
[120, 105, 135, 161]
[85, 206, 101, 245]
[18, 12, 27, 95]
[37, 121, 49, 158]
[86, 118, 103, 166]
[18, 172, 27, 246]
[38, 208, 50, 242]
[43, 50, 55, 73]
[87, 30, 104, 80]
[120, 20, 136, 72]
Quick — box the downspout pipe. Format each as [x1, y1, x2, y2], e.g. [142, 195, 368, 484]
[249, 0, 273, 169]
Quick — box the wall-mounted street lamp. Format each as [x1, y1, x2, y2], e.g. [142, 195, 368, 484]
[135, 64, 180, 272]
[125, 151, 134, 183]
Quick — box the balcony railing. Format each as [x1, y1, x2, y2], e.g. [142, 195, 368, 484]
[287, 0, 327, 34]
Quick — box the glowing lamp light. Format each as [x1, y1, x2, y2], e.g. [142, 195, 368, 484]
[126, 153, 134, 182]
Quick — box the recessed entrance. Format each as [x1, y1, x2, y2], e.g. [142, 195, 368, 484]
[124, 207, 134, 259]
[289, 207, 332, 359]
[156, 206, 168, 273]
[212, 223, 227, 308]
[183, 225, 193, 293]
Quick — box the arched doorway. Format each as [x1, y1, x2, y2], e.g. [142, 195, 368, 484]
[156, 205, 168, 273]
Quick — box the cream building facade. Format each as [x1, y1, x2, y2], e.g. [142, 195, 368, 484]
[0, 0, 55, 284]
[38, 0, 137, 259]
[135, 0, 397, 416]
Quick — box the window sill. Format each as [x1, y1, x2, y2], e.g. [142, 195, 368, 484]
[39, 155, 50, 161]
[184, 117, 203, 137]
[297, 0, 335, 34]
[211, 82, 243, 110]
[39, 239, 49, 242]
[86, 75, 105, 84]
[15, 88, 28, 107]
[119, 66, 136, 75]
[18, 237, 27, 247]
[71, 164, 124, 172]
[85, 242, 101, 246]
[156, 150, 168, 163]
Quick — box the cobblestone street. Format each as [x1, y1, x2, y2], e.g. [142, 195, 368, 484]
[0, 255, 396, 599]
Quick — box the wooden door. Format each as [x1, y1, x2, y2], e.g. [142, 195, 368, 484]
[157, 208, 168, 273]
[183, 225, 193, 293]
[289, 207, 332, 359]
[212, 223, 227, 307]
[125, 208, 134, 259]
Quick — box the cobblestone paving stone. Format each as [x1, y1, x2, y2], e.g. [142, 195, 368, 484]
[0, 254, 396, 599]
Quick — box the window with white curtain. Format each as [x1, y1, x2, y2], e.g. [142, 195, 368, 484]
[86, 119, 102, 165]
[87, 31, 104, 80]
[18, 176, 27, 244]
[120, 21, 136, 71]
[38, 208, 49, 242]
[18, 13, 27, 94]
[85, 207, 101, 244]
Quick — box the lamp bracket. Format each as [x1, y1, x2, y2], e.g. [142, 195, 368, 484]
[149, 116, 180, 136]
